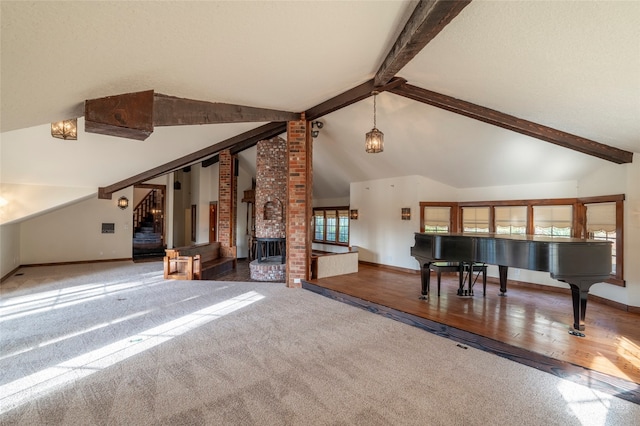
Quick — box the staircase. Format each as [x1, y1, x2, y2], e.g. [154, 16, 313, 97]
[132, 189, 165, 259]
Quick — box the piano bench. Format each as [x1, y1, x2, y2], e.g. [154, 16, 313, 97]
[428, 262, 487, 297]
[429, 262, 463, 296]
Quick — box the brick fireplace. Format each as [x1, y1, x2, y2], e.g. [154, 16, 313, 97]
[250, 136, 287, 281]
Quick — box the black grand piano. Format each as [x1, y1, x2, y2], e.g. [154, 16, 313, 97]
[411, 233, 612, 332]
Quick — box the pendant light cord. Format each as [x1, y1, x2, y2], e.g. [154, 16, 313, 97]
[373, 93, 377, 128]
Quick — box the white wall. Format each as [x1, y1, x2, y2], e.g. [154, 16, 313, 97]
[350, 175, 453, 270]
[236, 165, 253, 258]
[313, 196, 350, 208]
[0, 223, 21, 278]
[458, 181, 577, 202]
[172, 169, 191, 247]
[623, 158, 640, 307]
[20, 188, 133, 264]
[0, 183, 95, 225]
[192, 164, 211, 245]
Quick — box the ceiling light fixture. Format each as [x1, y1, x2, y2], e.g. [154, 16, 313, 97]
[51, 118, 77, 140]
[365, 91, 383, 153]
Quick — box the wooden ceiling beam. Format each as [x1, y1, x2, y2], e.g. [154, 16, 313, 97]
[153, 93, 299, 126]
[374, 0, 472, 87]
[97, 77, 409, 197]
[85, 90, 155, 141]
[305, 77, 406, 122]
[201, 155, 219, 168]
[391, 83, 633, 164]
[98, 121, 286, 199]
[85, 90, 298, 141]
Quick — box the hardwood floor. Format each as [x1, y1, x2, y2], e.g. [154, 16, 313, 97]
[305, 263, 640, 401]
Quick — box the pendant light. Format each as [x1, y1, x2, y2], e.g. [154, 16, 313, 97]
[365, 91, 384, 153]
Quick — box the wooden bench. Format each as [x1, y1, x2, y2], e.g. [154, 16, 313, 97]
[163, 242, 236, 280]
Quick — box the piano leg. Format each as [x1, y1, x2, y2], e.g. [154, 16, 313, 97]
[569, 284, 589, 332]
[419, 263, 431, 300]
[457, 263, 465, 296]
[498, 265, 508, 296]
[482, 265, 487, 296]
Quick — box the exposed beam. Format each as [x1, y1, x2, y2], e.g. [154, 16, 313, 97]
[85, 90, 298, 141]
[85, 90, 154, 141]
[374, 0, 472, 87]
[305, 77, 406, 122]
[153, 93, 299, 126]
[391, 83, 633, 164]
[98, 122, 286, 198]
[201, 155, 219, 168]
[98, 77, 409, 197]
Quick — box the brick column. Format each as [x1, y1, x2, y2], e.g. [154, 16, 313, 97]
[218, 149, 237, 258]
[286, 114, 312, 288]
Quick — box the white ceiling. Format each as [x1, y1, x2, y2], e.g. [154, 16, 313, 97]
[1, 1, 639, 210]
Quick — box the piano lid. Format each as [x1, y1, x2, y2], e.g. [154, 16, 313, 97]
[415, 232, 610, 244]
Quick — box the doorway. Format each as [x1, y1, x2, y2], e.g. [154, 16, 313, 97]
[132, 184, 167, 260]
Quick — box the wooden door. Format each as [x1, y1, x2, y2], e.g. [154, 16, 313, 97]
[209, 203, 217, 242]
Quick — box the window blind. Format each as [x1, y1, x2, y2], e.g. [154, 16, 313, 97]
[462, 207, 489, 227]
[533, 205, 572, 228]
[586, 202, 616, 233]
[424, 207, 450, 226]
[494, 206, 527, 227]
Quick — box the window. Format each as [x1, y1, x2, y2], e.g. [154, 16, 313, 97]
[420, 202, 457, 234]
[314, 215, 325, 240]
[313, 207, 350, 246]
[533, 205, 572, 237]
[326, 210, 336, 242]
[338, 210, 349, 243]
[494, 206, 527, 235]
[586, 201, 618, 276]
[423, 206, 451, 233]
[462, 207, 490, 233]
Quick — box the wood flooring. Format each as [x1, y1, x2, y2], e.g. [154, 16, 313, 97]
[304, 263, 640, 403]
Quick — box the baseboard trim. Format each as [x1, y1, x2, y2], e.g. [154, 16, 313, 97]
[16, 258, 133, 269]
[1, 266, 21, 283]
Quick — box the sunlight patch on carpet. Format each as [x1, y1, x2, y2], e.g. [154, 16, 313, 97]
[0, 279, 165, 323]
[0, 310, 151, 361]
[0, 291, 265, 415]
[557, 379, 614, 425]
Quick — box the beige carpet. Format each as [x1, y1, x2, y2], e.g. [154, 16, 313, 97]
[1, 261, 638, 425]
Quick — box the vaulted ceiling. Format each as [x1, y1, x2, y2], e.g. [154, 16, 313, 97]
[1, 1, 639, 217]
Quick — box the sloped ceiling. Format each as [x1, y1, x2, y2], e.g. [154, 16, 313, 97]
[1, 1, 639, 218]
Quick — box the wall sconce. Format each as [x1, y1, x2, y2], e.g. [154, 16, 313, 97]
[350, 209, 359, 220]
[51, 118, 77, 140]
[117, 196, 129, 210]
[401, 207, 411, 220]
